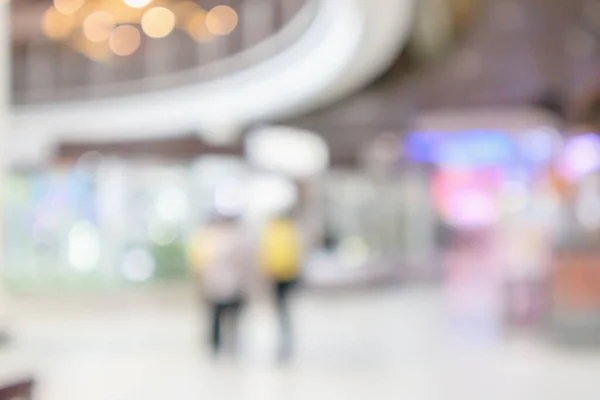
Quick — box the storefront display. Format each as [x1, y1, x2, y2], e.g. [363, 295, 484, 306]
[2, 155, 247, 292]
[549, 165, 600, 343]
[307, 167, 435, 286]
[406, 127, 562, 330]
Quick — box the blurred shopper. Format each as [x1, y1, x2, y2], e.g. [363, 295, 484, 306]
[187, 215, 249, 356]
[259, 212, 303, 361]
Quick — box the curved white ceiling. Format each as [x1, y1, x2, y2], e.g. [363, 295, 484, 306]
[10, 0, 415, 150]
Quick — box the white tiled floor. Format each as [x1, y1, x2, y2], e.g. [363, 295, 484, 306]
[4, 285, 600, 399]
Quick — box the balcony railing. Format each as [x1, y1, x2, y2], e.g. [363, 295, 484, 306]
[11, 0, 317, 105]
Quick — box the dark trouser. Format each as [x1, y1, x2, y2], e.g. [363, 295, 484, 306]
[0, 329, 8, 347]
[210, 298, 244, 354]
[275, 280, 296, 359]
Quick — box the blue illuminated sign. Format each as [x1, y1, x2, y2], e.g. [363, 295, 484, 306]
[405, 130, 519, 166]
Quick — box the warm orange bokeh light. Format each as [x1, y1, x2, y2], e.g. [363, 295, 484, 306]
[83, 11, 116, 42]
[206, 5, 238, 36]
[109, 24, 141, 56]
[141, 6, 176, 38]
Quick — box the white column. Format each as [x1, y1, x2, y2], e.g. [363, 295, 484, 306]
[0, 0, 12, 338]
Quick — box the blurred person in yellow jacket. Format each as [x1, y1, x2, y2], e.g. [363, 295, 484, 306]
[259, 212, 303, 360]
[187, 214, 250, 356]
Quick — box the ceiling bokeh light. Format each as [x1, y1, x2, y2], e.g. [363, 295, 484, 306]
[141, 6, 176, 38]
[54, 0, 85, 15]
[123, 0, 153, 9]
[109, 24, 141, 56]
[42, 0, 239, 61]
[186, 11, 214, 42]
[43, 7, 76, 39]
[83, 11, 115, 42]
[206, 5, 239, 36]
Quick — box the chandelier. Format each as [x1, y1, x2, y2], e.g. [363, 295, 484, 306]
[42, 0, 239, 61]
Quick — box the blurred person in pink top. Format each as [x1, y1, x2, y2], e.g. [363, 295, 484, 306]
[188, 214, 251, 355]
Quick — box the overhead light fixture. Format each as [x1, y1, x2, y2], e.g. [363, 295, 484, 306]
[123, 0, 153, 9]
[141, 6, 176, 39]
[54, 0, 85, 15]
[109, 24, 141, 56]
[186, 10, 214, 42]
[41, 1, 238, 61]
[246, 126, 330, 178]
[43, 7, 76, 39]
[206, 5, 238, 36]
[82, 11, 115, 42]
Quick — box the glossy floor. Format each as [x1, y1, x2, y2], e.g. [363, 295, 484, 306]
[3, 285, 600, 400]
